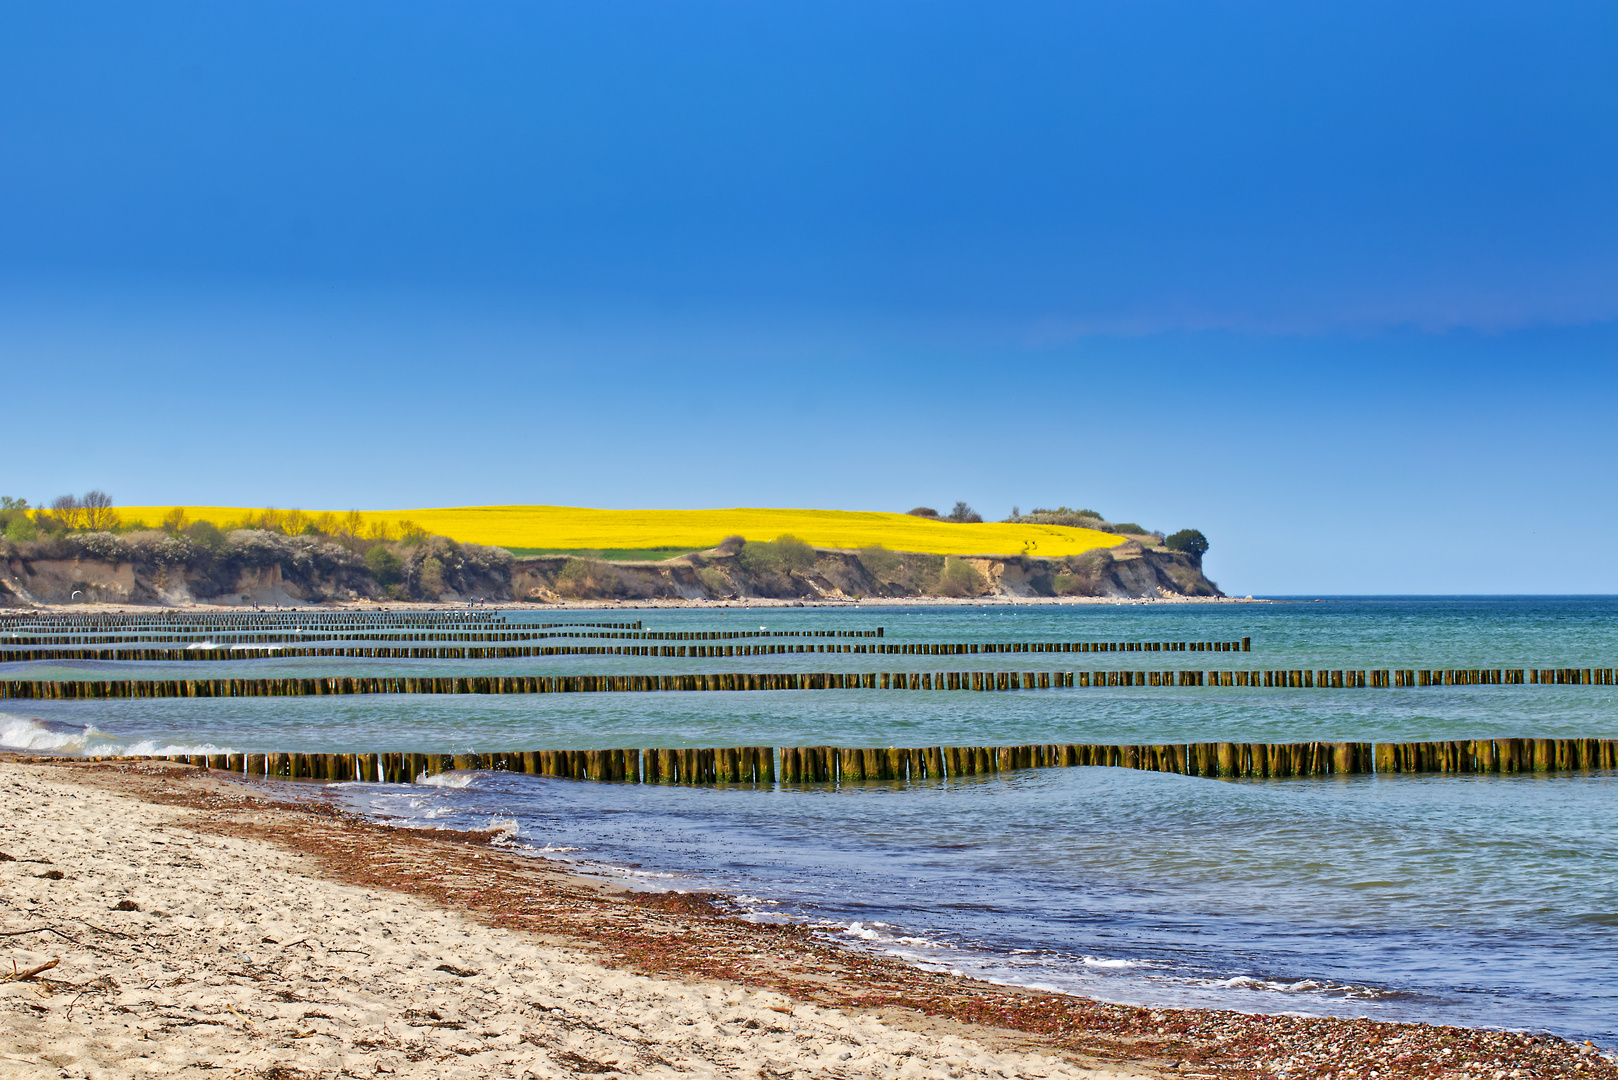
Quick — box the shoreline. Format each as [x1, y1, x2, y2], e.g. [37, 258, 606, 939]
[2, 756, 1608, 1079]
[5, 594, 1264, 615]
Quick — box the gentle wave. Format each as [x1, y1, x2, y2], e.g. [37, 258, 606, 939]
[0, 712, 231, 758]
[1200, 975, 1406, 1001]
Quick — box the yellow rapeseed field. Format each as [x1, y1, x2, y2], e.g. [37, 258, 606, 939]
[118, 505, 1127, 559]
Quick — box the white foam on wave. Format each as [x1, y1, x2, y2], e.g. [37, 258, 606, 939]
[1202, 974, 1390, 999]
[0, 714, 100, 753]
[485, 816, 521, 842]
[835, 920, 943, 950]
[1081, 956, 1143, 969]
[121, 738, 233, 756]
[0, 713, 231, 758]
[415, 770, 477, 788]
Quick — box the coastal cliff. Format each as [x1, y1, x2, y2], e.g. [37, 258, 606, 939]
[0, 530, 1219, 606]
[513, 542, 1219, 603]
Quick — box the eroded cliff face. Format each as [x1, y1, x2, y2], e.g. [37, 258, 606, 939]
[0, 537, 1220, 606]
[1, 552, 362, 607]
[1, 532, 378, 607]
[511, 544, 1221, 604]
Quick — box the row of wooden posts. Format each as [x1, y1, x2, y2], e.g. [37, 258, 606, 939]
[0, 634, 1251, 654]
[1, 626, 863, 646]
[76, 736, 1618, 783]
[0, 671, 1074, 699]
[3, 638, 1253, 663]
[1, 629, 642, 647]
[0, 644, 887, 662]
[6, 667, 1616, 700]
[1, 612, 506, 632]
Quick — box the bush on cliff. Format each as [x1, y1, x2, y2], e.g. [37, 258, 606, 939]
[737, 535, 815, 577]
[416, 556, 446, 599]
[857, 544, 901, 581]
[401, 537, 511, 600]
[697, 566, 732, 597]
[774, 535, 815, 574]
[936, 556, 987, 597]
[364, 544, 403, 587]
[0, 498, 37, 543]
[556, 557, 622, 599]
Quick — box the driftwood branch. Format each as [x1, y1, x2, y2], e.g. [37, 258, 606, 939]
[0, 927, 81, 945]
[69, 918, 130, 939]
[2, 957, 61, 982]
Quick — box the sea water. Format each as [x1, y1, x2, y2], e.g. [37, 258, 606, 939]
[5, 597, 1616, 1042]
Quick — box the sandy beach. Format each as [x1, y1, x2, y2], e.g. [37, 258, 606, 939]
[1, 758, 1608, 1080]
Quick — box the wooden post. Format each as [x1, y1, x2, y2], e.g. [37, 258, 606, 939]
[1532, 738, 1553, 772]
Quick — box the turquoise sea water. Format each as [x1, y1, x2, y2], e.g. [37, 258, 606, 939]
[4, 597, 1616, 1042]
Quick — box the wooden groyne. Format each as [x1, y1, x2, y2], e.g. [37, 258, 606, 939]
[0, 671, 1078, 699]
[0, 611, 512, 633]
[0, 637, 1252, 663]
[0, 643, 879, 663]
[7, 666, 1615, 699]
[0, 627, 876, 647]
[77, 736, 1618, 783]
[0, 634, 1244, 654]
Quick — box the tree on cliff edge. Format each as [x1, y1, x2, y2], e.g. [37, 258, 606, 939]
[1165, 529, 1209, 560]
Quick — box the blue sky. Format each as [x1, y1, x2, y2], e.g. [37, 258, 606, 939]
[2, 1, 1615, 593]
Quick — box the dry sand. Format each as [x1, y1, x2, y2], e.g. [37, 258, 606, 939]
[1, 759, 1607, 1080]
